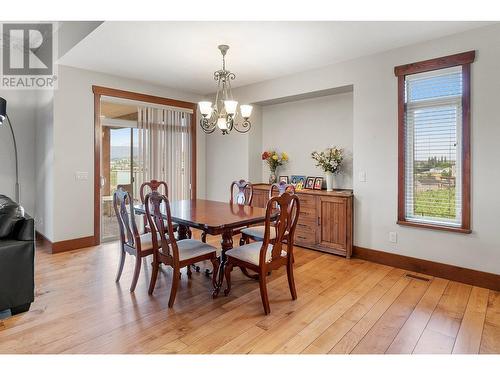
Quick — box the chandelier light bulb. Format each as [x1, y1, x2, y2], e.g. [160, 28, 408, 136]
[217, 117, 228, 130]
[224, 100, 238, 116]
[240, 105, 253, 119]
[198, 101, 213, 117]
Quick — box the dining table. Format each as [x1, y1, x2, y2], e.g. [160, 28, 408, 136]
[134, 199, 271, 297]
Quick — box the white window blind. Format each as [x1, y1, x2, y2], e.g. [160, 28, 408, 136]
[404, 66, 463, 227]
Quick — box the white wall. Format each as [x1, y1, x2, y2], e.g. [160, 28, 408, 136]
[248, 105, 263, 183]
[206, 23, 500, 275]
[0, 90, 38, 216]
[205, 125, 250, 203]
[261, 92, 353, 188]
[35, 91, 54, 240]
[52, 65, 205, 242]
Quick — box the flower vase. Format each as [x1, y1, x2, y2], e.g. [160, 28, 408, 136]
[269, 170, 277, 184]
[325, 171, 334, 191]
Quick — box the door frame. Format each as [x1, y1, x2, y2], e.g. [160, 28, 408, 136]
[92, 85, 197, 245]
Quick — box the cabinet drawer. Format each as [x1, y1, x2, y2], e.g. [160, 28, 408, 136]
[298, 206, 317, 220]
[294, 230, 316, 245]
[296, 220, 316, 233]
[298, 214, 317, 227]
[297, 193, 316, 208]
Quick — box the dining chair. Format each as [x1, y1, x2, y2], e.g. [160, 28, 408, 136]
[223, 192, 300, 314]
[113, 187, 156, 292]
[239, 181, 295, 245]
[145, 190, 220, 308]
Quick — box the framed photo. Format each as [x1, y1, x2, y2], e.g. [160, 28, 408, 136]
[305, 177, 315, 189]
[279, 176, 289, 184]
[314, 177, 324, 190]
[290, 175, 307, 185]
[291, 175, 307, 191]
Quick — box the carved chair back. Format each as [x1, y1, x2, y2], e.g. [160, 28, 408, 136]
[268, 182, 296, 210]
[260, 192, 300, 264]
[230, 179, 253, 206]
[113, 187, 141, 249]
[140, 180, 169, 228]
[144, 191, 179, 265]
[117, 183, 133, 198]
[140, 180, 169, 204]
[269, 181, 295, 198]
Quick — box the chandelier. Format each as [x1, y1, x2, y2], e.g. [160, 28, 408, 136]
[198, 45, 253, 135]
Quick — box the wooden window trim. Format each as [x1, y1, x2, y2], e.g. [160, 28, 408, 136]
[394, 51, 475, 233]
[92, 85, 197, 245]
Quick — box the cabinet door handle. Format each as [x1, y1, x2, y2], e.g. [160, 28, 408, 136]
[297, 235, 307, 240]
[317, 216, 321, 226]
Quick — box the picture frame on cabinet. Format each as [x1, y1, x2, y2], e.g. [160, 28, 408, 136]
[279, 176, 289, 184]
[314, 177, 324, 190]
[290, 175, 306, 185]
[291, 175, 306, 191]
[305, 177, 315, 189]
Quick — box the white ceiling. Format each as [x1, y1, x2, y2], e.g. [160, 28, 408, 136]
[58, 21, 492, 95]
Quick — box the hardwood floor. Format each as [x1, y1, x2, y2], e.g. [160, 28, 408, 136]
[0, 231, 498, 354]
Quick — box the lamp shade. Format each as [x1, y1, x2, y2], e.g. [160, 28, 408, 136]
[198, 101, 213, 117]
[240, 104, 253, 118]
[224, 100, 238, 115]
[0, 97, 6, 125]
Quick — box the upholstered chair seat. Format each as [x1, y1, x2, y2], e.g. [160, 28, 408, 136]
[176, 239, 219, 261]
[225, 242, 286, 266]
[240, 226, 289, 240]
[138, 232, 162, 251]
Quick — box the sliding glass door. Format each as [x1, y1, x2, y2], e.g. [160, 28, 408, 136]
[98, 95, 194, 243]
[101, 126, 140, 242]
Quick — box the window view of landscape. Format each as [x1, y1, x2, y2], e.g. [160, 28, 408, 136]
[109, 127, 139, 198]
[413, 154, 456, 220]
[406, 68, 462, 225]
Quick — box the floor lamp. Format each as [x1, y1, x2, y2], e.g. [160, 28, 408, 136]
[0, 97, 20, 203]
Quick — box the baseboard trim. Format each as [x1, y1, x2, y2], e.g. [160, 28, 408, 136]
[52, 236, 96, 254]
[35, 231, 52, 249]
[353, 246, 500, 291]
[36, 231, 96, 253]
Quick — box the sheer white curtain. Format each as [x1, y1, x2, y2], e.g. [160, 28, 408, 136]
[137, 106, 192, 201]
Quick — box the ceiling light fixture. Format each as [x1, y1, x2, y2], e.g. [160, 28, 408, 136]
[198, 45, 252, 135]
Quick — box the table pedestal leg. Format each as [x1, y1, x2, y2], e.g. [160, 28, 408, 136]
[213, 229, 233, 298]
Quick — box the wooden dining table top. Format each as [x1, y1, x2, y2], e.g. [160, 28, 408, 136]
[134, 198, 271, 235]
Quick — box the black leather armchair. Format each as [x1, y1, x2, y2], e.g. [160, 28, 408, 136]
[0, 195, 35, 315]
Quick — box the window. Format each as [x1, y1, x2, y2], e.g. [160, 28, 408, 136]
[395, 51, 475, 233]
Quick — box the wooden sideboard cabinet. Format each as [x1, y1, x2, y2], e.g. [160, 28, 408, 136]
[249, 184, 353, 258]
